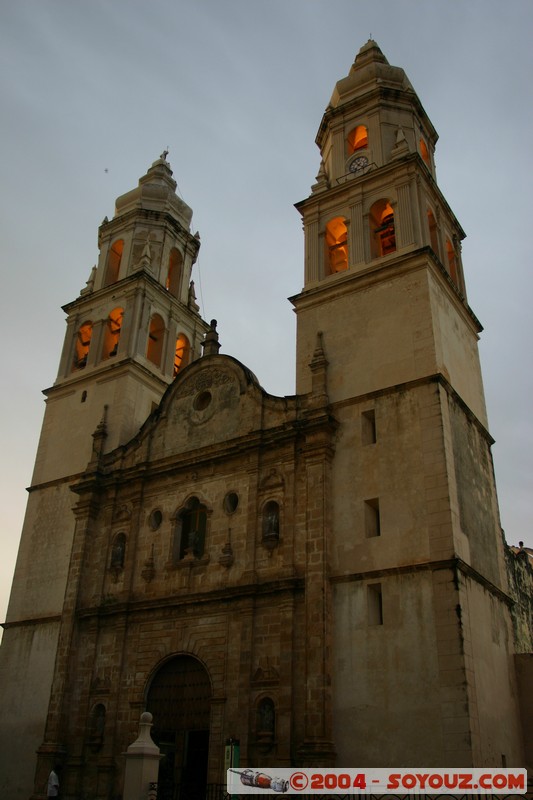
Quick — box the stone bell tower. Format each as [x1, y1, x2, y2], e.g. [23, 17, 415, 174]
[0, 154, 209, 799]
[291, 41, 524, 766]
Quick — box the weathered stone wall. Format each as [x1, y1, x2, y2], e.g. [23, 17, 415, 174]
[505, 543, 533, 653]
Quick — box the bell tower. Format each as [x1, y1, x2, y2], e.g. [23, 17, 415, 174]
[292, 41, 523, 766]
[293, 39, 485, 424]
[0, 154, 209, 799]
[37, 152, 208, 483]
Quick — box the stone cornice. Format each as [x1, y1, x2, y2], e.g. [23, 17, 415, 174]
[1, 613, 62, 630]
[76, 575, 305, 621]
[290, 245, 482, 334]
[331, 556, 511, 605]
[329, 372, 495, 446]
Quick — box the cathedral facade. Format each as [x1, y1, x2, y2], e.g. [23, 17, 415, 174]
[0, 41, 530, 800]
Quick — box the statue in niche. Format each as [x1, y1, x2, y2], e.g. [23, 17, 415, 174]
[257, 697, 275, 744]
[110, 533, 126, 573]
[262, 501, 280, 544]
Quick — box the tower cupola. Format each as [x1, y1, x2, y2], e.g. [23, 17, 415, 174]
[114, 153, 193, 228]
[315, 39, 437, 186]
[93, 152, 200, 301]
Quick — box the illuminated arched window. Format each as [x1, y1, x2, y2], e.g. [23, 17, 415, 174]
[446, 238, 459, 286]
[104, 239, 124, 287]
[347, 125, 368, 154]
[102, 307, 124, 359]
[325, 217, 348, 274]
[166, 248, 182, 298]
[427, 210, 439, 256]
[73, 321, 93, 370]
[174, 333, 191, 376]
[370, 200, 396, 258]
[147, 313, 165, 367]
[173, 497, 208, 562]
[420, 138, 430, 167]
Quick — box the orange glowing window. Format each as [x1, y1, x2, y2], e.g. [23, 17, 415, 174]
[166, 248, 182, 298]
[347, 125, 368, 154]
[419, 139, 430, 167]
[325, 217, 348, 274]
[103, 239, 124, 287]
[446, 238, 459, 286]
[102, 307, 124, 359]
[370, 200, 396, 258]
[147, 313, 165, 367]
[73, 321, 93, 370]
[174, 333, 191, 376]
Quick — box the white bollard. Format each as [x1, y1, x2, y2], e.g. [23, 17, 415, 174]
[123, 712, 161, 800]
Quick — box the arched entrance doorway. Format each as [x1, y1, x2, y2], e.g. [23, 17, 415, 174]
[146, 655, 211, 800]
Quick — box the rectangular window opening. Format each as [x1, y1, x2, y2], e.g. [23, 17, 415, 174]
[361, 409, 377, 445]
[364, 498, 381, 538]
[367, 583, 383, 626]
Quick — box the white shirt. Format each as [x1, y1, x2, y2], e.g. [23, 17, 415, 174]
[47, 770, 59, 797]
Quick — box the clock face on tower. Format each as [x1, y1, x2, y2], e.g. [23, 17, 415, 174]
[349, 155, 369, 174]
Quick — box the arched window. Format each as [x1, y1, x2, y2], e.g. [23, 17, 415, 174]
[103, 239, 124, 287]
[419, 138, 430, 167]
[325, 217, 348, 274]
[370, 200, 396, 258]
[102, 307, 124, 359]
[147, 313, 165, 367]
[174, 497, 208, 561]
[73, 321, 93, 370]
[347, 125, 368, 154]
[446, 238, 459, 286]
[174, 333, 191, 376]
[427, 210, 439, 256]
[166, 248, 182, 298]
[110, 532, 126, 571]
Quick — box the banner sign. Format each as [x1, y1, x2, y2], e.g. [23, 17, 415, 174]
[227, 767, 527, 794]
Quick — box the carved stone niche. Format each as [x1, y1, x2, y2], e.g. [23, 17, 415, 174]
[261, 500, 281, 552]
[258, 469, 284, 553]
[87, 703, 106, 753]
[255, 696, 276, 752]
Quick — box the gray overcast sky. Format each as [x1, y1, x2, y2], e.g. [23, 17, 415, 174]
[1, 0, 532, 628]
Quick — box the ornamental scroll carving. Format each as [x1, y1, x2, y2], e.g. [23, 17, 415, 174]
[180, 369, 235, 397]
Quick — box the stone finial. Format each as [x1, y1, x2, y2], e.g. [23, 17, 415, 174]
[391, 126, 410, 159]
[201, 319, 221, 357]
[88, 405, 108, 469]
[141, 545, 156, 583]
[188, 280, 199, 312]
[310, 331, 328, 376]
[308, 331, 329, 407]
[218, 540, 234, 568]
[311, 160, 329, 194]
[80, 265, 97, 296]
[139, 237, 152, 271]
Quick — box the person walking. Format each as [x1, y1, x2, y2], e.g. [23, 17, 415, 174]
[47, 765, 61, 798]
